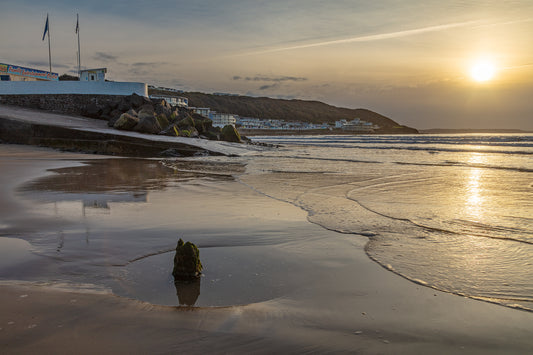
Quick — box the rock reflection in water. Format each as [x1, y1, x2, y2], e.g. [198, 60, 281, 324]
[174, 279, 201, 306]
[18, 158, 244, 211]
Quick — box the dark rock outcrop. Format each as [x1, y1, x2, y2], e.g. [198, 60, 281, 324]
[221, 125, 242, 143]
[172, 239, 203, 281]
[133, 115, 162, 134]
[113, 113, 139, 131]
[76, 94, 244, 142]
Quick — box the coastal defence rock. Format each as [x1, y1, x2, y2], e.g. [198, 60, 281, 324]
[76, 93, 245, 142]
[114, 113, 139, 131]
[221, 124, 242, 143]
[133, 114, 162, 134]
[172, 239, 203, 281]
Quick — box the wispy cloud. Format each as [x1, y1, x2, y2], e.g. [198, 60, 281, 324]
[23, 61, 69, 69]
[93, 51, 118, 62]
[233, 75, 307, 82]
[259, 83, 279, 90]
[239, 20, 484, 56]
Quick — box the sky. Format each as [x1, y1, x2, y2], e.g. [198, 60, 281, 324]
[1, 0, 533, 130]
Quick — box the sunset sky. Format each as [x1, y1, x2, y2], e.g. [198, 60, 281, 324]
[1, 1, 532, 130]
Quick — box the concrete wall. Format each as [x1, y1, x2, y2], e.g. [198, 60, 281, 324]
[0, 81, 147, 97]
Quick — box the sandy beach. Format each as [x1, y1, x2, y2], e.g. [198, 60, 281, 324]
[1, 144, 533, 354]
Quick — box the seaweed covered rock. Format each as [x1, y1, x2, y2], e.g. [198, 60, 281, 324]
[133, 114, 162, 134]
[221, 125, 242, 143]
[172, 239, 203, 280]
[113, 112, 139, 131]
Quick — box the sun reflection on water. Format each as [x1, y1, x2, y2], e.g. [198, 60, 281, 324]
[463, 154, 487, 220]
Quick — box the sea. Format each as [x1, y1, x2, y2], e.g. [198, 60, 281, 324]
[2, 133, 532, 311]
[246, 133, 533, 311]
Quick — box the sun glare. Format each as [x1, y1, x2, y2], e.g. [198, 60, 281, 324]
[470, 60, 496, 82]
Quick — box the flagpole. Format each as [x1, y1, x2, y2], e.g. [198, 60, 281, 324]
[76, 14, 81, 79]
[47, 13, 52, 73]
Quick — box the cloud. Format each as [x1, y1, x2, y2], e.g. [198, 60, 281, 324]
[22, 60, 69, 69]
[233, 75, 307, 82]
[131, 62, 166, 67]
[240, 20, 484, 55]
[259, 84, 279, 90]
[93, 51, 118, 62]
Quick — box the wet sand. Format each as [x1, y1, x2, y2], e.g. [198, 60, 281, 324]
[1, 144, 533, 354]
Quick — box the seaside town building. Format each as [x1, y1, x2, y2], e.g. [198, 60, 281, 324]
[191, 108, 237, 128]
[0, 63, 58, 81]
[209, 112, 237, 128]
[80, 68, 107, 82]
[191, 107, 211, 118]
[150, 95, 189, 107]
[340, 118, 376, 132]
[148, 85, 183, 93]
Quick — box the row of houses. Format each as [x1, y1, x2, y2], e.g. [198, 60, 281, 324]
[238, 116, 378, 132]
[146, 94, 238, 129]
[149, 92, 379, 132]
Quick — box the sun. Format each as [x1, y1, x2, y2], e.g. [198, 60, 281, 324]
[470, 59, 496, 82]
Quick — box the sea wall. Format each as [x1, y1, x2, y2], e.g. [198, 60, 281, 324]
[0, 94, 127, 116]
[0, 116, 216, 157]
[0, 81, 147, 96]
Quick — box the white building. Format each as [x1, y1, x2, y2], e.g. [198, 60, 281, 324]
[339, 118, 376, 132]
[150, 95, 188, 107]
[192, 107, 211, 118]
[210, 112, 237, 128]
[80, 68, 107, 82]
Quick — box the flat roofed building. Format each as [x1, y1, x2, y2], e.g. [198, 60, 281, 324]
[210, 112, 237, 128]
[192, 107, 211, 118]
[150, 95, 188, 107]
[80, 68, 107, 82]
[0, 63, 58, 81]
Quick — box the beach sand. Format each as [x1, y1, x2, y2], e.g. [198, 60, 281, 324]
[1, 144, 533, 354]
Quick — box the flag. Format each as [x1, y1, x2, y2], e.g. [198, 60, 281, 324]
[42, 14, 49, 41]
[75, 14, 79, 34]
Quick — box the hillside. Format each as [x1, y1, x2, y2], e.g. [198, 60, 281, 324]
[149, 89, 417, 132]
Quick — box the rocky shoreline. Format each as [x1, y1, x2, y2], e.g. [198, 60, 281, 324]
[0, 105, 262, 157]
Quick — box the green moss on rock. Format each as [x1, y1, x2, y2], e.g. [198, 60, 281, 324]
[172, 239, 203, 280]
[221, 125, 242, 143]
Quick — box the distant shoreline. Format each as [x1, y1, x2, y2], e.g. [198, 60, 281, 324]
[242, 128, 533, 136]
[240, 126, 418, 136]
[420, 128, 533, 134]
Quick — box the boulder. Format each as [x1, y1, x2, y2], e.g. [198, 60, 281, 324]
[130, 93, 148, 108]
[126, 108, 138, 117]
[137, 108, 154, 121]
[101, 105, 112, 118]
[188, 127, 199, 138]
[169, 109, 180, 122]
[154, 101, 172, 118]
[107, 109, 123, 127]
[133, 115, 162, 134]
[117, 96, 132, 112]
[177, 115, 195, 130]
[83, 103, 102, 118]
[113, 113, 139, 131]
[138, 103, 155, 113]
[221, 125, 242, 143]
[205, 126, 221, 141]
[156, 113, 170, 130]
[172, 239, 202, 280]
[159, 124, 180, 137]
